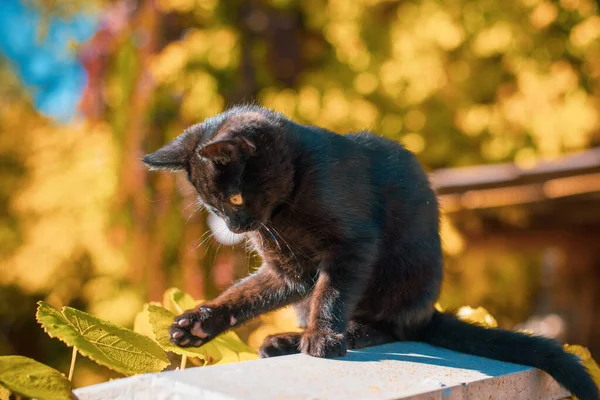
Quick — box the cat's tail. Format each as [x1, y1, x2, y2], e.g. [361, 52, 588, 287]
[417, 310, 599, 400]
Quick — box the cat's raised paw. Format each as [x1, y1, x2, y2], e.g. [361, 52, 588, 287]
[300, 331, 347, 358]
[169, 305, 230, 347]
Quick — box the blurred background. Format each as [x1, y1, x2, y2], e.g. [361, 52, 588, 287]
[1, 0, 600, 387]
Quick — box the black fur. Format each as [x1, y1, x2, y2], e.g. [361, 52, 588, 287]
[421, 311, 599, 399]
[143, 105, 599, 399]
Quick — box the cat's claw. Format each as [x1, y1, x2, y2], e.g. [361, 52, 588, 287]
[172, 330, 184, 339]
[177, 319, 191, 327]
[169, 305, 230, 347]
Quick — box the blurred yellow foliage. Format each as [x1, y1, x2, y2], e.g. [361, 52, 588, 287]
[4, 0, 600, 383]
[439, 214, 465, 256]
[181, 71, 224, 121]
[571, 16, 600, 47]
[247, 307, 303, 350]
[456, 306, 499, 328]
[564, 344, 600, 398]
[1, 120, 126, 310]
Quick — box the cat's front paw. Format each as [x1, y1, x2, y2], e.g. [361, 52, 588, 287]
[169, 305, 233, 347]
[300, 331, 347, 358]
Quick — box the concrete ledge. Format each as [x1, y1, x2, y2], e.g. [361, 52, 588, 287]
[74, 342, 570, 400]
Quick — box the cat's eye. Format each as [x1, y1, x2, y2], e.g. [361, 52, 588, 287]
[229, 193, 244, 206]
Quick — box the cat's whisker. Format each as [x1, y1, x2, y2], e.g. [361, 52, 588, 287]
[182, 200, 205, 225]
[260, 223, 281, 251]
[190, 224, 232, 258]
[193, 229, 217, 253]
[184, 208, 197, 225]
[144, 195, 174, 203]
[211, 241, 224, 269]
[276, 198, 312, 217]
[182, 199, 199, 213]
[267, 223, 302, 267]
[205, 224, 231, 282]
[186, 233, 213, 257]
[197, 228, 214, 242]
[251, 229, 265, 253]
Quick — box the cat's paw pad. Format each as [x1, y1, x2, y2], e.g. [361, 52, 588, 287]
[169, 305, 229, 347]
[258, 332, 302, 358]
[300, 331, 347, 358]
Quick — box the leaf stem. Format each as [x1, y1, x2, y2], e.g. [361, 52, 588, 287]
[68, 346, 77, 381]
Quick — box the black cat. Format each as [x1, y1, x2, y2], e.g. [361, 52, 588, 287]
[143, 105, 599, 399]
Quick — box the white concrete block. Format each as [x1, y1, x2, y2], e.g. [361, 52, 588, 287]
[74, 342, 570, 400]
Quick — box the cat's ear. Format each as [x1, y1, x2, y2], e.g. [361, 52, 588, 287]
[239, 135, 257, 154]
[198, 136, 256, 164]
[197, 139, 238, 165]
[142, 137, 189, 171]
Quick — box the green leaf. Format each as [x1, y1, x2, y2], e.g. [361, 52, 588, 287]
[162, 287, 198, 315]
[0, 384, 11, 400]
[211, 342, 260, 365]
[0, 356, 72, 400]
[205, 331, 258, 364]
[147, 304, 258, 364]
[36, 301, 169, 376]
[133, 303, 160, 340]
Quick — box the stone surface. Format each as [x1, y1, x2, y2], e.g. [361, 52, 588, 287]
[74, 342, 570, 400]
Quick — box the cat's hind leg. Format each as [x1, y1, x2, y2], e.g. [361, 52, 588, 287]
[259, 332, 302, 358]
[346, 319, 396, 349]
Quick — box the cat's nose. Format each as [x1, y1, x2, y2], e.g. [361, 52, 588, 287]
[228, 222, 248, 234]
[225, 216, 245, 233]
[227, 217, 258, 233]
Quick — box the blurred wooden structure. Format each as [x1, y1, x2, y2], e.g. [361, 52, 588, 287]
[431, 148, 600, 356]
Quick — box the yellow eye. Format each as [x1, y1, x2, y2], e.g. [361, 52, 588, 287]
[229, 193, 244, 206]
